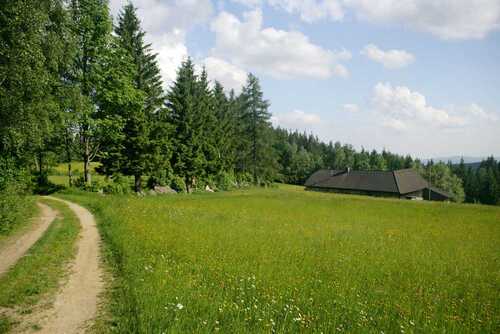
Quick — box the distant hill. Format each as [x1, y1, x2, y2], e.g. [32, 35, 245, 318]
[463, 162, 482, 170]
[422, 156, 498, 165]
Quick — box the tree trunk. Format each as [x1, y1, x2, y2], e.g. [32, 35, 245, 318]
[134, 174, 142, 193]
[37, 151, 44, 186]
[68, 162, 73, 187]
[83, 140, 91, 185]
[65, 130, 73, 187]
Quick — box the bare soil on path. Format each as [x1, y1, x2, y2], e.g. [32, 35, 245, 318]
[29, 196, 104, 334]
[0, 203, 56, 276]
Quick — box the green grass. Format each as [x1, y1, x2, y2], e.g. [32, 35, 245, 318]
[60, 186, 500, 333]
[0, 198, 80, 329]
[0, 196, 37, 240]
[49, 162, 105, 187]
[50, 161, 101, 176]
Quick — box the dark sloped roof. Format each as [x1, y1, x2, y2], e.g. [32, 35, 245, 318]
[305, 168, 430, 195]
[428, 186, 452, 199]
[304, 169, 340, 187]
[394, 169, 429, 194]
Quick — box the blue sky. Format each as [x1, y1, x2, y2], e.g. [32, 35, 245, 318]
[109, 0, 500, 159]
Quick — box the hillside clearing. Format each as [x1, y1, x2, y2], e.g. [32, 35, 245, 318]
[61, 186, 500, 333]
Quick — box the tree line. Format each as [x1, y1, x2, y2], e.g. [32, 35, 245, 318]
[452, 157, 500, 205]
[1, 0, 498, 208]
[1, 0, 278, 195]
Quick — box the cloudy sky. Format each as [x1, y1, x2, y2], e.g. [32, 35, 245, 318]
[109, 0, 500, 159]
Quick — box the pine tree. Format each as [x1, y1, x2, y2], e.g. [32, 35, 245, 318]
[238, 73, 276, 184]
[196, 69, 218, 179]
[166, 58, 206, 192]
[112, 3, 168, 192]
[95, 38, 146, 192]
[115, 4, 164, 115]
[211, 82, 238, 174]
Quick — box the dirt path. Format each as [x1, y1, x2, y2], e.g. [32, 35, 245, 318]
[33, 197, 103, 334]
[0, 202, 57, 276]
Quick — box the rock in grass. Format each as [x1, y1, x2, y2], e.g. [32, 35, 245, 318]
[154, 186, 177, 194]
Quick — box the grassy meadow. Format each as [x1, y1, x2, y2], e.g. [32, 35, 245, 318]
[59, 185, 500, 333]
[48, 162, 104, 187]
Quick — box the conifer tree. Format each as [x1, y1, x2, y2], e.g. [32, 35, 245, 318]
[115, 3, 164, 115]
[112, 3, 168, 192]
[94, 38, 146, 192]
[212, 82, 238, 174]
[196, 69, 218, 178]
[238, 73, 276, 184]
[166, 58, 206, 192]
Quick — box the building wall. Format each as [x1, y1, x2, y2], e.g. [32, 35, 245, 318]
[425, 188, 450, 201]
[306, 187, 400, 198]
[402, 190, 424, 200]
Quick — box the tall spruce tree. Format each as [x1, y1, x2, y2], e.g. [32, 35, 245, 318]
[112, 3, 167, 192]
[212, 82, 237, 174]
[94, 38, 145, 192]
[238, 73, 276, 184]
[115, 3, 164, 115]
[167, 58, 206, 192]
[196, 68, 220, 179]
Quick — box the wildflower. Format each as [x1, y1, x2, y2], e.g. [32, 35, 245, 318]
[176, 303, 184, 310]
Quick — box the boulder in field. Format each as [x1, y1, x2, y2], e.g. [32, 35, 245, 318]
[154, 185, 177, 194]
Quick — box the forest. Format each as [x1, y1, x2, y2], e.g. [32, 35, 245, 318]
[1, 0, 499, 233]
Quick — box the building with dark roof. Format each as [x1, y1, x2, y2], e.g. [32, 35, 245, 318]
[305, 168, 451, 201]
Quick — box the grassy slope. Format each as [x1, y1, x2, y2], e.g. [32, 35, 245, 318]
[0, 196, 37, 240]
[49, 162, 104, 187]
[61, 186, 500, 333]
[0, 199, 80, 332]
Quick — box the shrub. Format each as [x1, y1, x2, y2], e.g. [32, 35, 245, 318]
[236, 173, 253, 188]
[215, 172, 237, 191]
[0, 158, 32, 234]
[170, 176, 187, 193]
[102, 174, 132, 195]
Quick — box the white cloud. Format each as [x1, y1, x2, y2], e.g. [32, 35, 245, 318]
[372, 82, 467, 130]
[233, 0, 344, 22]
[343, 104, 359, 113]
[345, 0, 500, 40]
[110, 0, 213, 35]
[272, 110, 322, 130]
[109, 0, 214, 85]
[154, 33, 189, 85]
[382, 118, 407, 131]
[210, 9, 350, 79]
[234, 0, 500, 40]
[361, 44, 415, 69]
[268, 0, 344, 23]
[463, 103, 499, 121]
[202, 57, 248, 93]
[231, 0, 263, 7]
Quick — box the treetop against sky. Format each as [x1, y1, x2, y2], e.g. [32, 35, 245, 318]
[108, 0, 500, 158]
